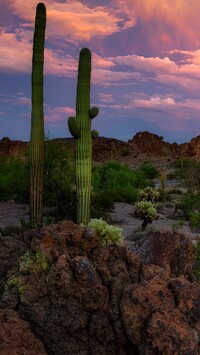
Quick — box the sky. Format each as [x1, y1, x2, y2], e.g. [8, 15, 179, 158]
[1, 0, 200, 143]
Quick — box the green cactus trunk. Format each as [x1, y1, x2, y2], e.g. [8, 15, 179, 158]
[29, 3, 46, 228]
[76, 48, 92, 225]
[68, 48, 99, 225]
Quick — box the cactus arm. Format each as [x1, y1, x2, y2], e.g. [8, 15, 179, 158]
[91, 130, 99, 139]
[29, 3, 46, 228]
[68, 116, 81, 139]
[89, 107, 99, 119]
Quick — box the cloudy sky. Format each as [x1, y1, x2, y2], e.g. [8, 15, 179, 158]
[1, 0, 200, 143]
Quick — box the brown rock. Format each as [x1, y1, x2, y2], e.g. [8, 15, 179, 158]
[1, 222, 200, 354]
[0, 309, 47, 354]
[0, 137, 28, 156]
[169, 278, 200, 327]
[129, 131, 178, 156]
[0, 235, 26, 297]
[145, 308, 198, 354]
[121, 278, 175, 346]
[134, 231, 194, 279]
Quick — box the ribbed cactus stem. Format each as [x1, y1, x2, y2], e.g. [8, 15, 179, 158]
[29, 3, 46, 228]
[76, 48, 92, 225]
[67, 48, 99, 225]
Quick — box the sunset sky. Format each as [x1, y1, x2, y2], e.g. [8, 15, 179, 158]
[1, 0, 200, 143]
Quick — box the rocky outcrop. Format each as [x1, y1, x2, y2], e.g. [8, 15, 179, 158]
[2, 132, 200, 160]
[92, 137, 133, 161]
[129, 131, 177, 156]
[134, 230, 194, 279]
[0, 308, 47, 354]
[0, 234, 26, 296]
[179, 135, 200, 157]
[0, 221, 200, 354]
[0, 137, 28, 156]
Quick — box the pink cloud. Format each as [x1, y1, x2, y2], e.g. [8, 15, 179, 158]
[8, 0, 136, 41]
[92, 68, 143, 86]
[45, 106, 75, 123]
[98, 93, 115, 103]
[108, 54, 178, 74]
[106, 52, 200, 93]
[115, 0, 200, 50]
[0, 28, 32, 73]
[93, 53, 115, 69]
[134, 96, 175, 109]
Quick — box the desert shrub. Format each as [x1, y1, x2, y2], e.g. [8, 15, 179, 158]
[168, 188, 183, 195]
[0, 225, 22, 236]
[171, 219, 184, 232]
[0, 155, 29, 202]
[178, 193, 200, 219]
[120, 147, 131, 156]
[166, 172, 176, 180]
[88, 218, 123, 245]
[92, 160, 142, 202]
[0, 140, 77, 221]
[175, 159, 200, 195]
[91, 160, 150, 218]
[189, 212, 200, 231]
[138, 161, 159, 180]
[44, 140, 76, 221]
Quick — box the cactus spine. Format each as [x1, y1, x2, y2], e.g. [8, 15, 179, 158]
[68, 48, 99, 225]
[29, 3, 46, 228]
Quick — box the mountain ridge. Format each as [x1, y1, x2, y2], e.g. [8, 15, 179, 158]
[1, 131, 200, 159]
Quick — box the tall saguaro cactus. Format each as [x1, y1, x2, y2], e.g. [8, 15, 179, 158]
[68, 48, 99, 225]
[29, 3, 46, 228]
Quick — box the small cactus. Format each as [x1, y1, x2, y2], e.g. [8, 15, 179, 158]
[68, 48, 99, 225]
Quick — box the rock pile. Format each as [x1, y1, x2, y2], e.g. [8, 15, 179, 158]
[0, 220, 200, 354]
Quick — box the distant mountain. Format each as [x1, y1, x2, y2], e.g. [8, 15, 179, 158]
[1, 132, 200, 160]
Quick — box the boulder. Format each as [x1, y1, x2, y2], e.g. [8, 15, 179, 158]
[0, 221, 199, 354]
[0, 308, 47, 354]
[134, 230, 194, 279]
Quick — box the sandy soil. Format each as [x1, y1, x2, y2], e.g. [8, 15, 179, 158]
[0, 202, 52, 230]
[0, 199, 199, 246]
[109, 202, 199, 246]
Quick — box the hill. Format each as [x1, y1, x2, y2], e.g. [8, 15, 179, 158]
[1, 131, 200, 172]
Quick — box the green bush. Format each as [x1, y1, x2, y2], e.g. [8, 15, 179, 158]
[0, 141, 77, 222]
[44, 140, 76, 221]
[88, 218, 123, 245]
[120, 147, 131, 156]
[189, 212, 200, 230]
[91, 160, 151, 218]
[138, 161, 159, 180]
[175, 159, 200, 195]
[179, 194, 200, 219]
[0, 146, 160, 223]
[0, 155, 29, 202]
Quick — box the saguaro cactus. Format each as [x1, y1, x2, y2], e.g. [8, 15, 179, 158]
[68, 48, 99, 225]
[29, 3, 46, 228]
